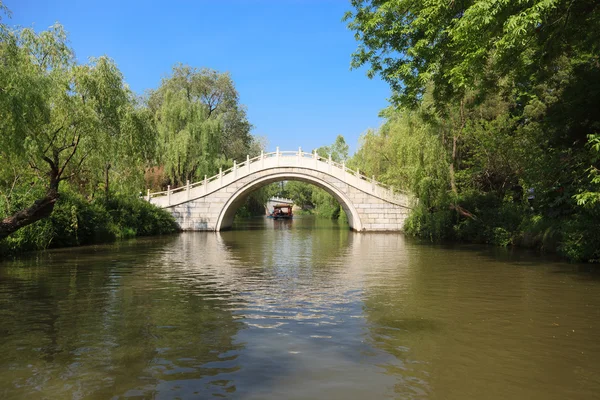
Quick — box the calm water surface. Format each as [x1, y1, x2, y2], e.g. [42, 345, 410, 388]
[1, 216, 600, 399]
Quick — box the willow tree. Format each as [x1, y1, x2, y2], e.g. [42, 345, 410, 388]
[148, 65, 256, 186]
[352, 107, 449, 202]
[0, 22, 139, 239]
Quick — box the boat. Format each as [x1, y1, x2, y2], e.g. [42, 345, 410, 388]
[269, 204, 293, 220]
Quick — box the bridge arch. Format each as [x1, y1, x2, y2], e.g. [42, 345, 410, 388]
[216, 171, 364, 231]
[147, 150, 412, 232]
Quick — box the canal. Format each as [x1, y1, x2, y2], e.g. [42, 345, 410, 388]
[1, 216, 599, 399]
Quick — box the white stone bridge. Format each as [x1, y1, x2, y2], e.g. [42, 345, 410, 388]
[146, 149, 414, 232]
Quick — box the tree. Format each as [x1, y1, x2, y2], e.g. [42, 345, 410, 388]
[345, 0, 600, 108]
[346, 0, 600, 260]
[89, 96, 157, 201]
[0, 21, 136, 239]
[315, 135, 349, 163]
[345, 0, 600, 199]
[351, 106, 449, 207]
[285, 181, 314, 209]
[148, 64, 257, 186]
[345, 0, 600, 202]
[574, 134, 600, 207]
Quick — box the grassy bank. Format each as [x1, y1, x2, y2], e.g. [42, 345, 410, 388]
[0, 191, 180, 256]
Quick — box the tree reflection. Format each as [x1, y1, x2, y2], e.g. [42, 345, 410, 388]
[0, 237, 243, 399]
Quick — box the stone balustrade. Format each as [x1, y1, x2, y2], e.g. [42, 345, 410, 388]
[146, 148, 414, 232]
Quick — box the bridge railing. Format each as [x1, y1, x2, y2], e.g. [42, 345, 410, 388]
[146, 147, 410, 205]
[269, 197, 294, 204]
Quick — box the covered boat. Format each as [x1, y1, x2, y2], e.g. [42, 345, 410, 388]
[270, 204, 293, 220]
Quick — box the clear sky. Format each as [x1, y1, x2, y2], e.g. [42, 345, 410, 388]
[6, 0, 391, 154]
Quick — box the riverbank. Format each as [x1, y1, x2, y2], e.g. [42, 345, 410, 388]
[404, 193, 600, 263]
[0, 192, 180, 257]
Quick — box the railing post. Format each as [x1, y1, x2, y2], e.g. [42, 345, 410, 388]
[204, 175, 208, 194]
[342, 162, 346, 181]
[219, 167, 223, 186]
[298, 147, 301, 164]
[261, 150, 264, 169]
[247, 155, 250, 172]
[186, 179, 190, 199]
[233, 160, 237, 178]
[372, 175, 375, 192]
[167, 185, 171, 205]
[314, 150, 318, 169]
[328, 153, 332, 173]
[146, 189, 150, 202]
[276, 146, 280, 166]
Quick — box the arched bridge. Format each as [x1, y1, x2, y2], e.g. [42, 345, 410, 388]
[146, 149, 414, 231]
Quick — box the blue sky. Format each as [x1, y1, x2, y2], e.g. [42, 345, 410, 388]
[6, 0, 391, 154]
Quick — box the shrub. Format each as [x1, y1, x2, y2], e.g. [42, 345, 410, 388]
[0, 191, 179, 256]
[557, 209, 600, 262]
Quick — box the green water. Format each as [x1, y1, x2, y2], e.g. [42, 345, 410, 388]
[1, 216, 599, 399]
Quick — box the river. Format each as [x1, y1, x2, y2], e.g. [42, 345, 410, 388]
[1, 216, 599, 399]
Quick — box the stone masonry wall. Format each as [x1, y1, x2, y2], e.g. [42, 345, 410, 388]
[163, 167, 412, 232]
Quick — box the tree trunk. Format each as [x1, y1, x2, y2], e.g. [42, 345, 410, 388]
[449, 134, 458, 194]
[0, 131, 83, 241]
[104, 163, 111, 201]
[449, 99, 466, 195]
[0, 188, 59, 241]
[0, 160, 63, 241]
[177, 156, 181, 187]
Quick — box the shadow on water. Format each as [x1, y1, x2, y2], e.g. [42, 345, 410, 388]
[406, 235, 599, 273]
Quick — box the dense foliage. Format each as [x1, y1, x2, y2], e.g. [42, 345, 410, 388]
[147, 64, 262, 187]
[0, 6, 262, 253]
[0, 192, 179, 256]
[346, 0, 600, 261]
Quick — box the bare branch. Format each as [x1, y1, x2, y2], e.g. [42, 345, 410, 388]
[58, 146, 90, 182]
[28, 158, 41, 171]
[41, 155, 57, 171]
[42, 125, 64, 154]
[449, 203, 477, 220]
[55, 141, 76, 154]
[57, 134, 80, 180]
